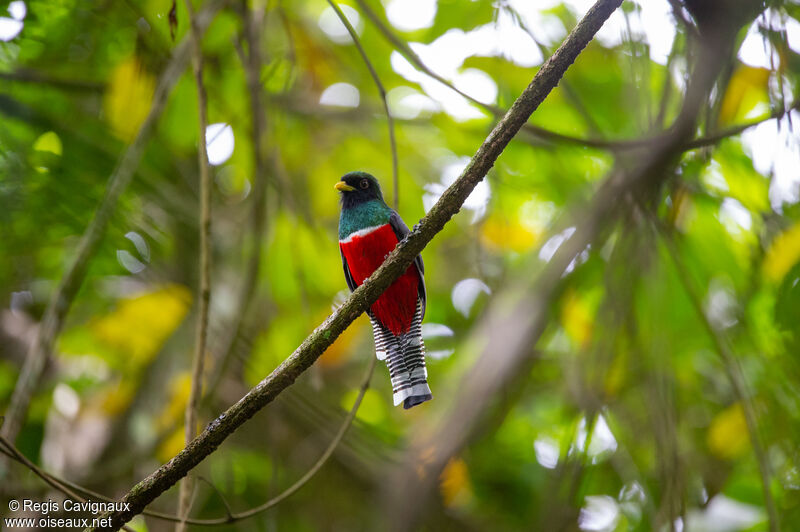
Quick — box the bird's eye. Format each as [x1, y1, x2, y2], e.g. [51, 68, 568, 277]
[360, 179, 369, 189]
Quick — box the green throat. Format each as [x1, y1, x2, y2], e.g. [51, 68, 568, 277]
[339, 199, 391, 240]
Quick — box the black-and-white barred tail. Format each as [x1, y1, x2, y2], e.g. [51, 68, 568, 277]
[369, 300, 432, 409]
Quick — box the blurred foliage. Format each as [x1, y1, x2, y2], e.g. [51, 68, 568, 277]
[1, 0, 800, 531]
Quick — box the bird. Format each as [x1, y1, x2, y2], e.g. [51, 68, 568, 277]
[335, 171, 432, 409]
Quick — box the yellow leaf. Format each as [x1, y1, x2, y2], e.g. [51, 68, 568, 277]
[561, 289, 594, 348]
[707, 403, 750, 460]
[97, 379, 135, 416]
[672, 192, 696, 233]
[33, 131, 62, 156]
[30, 130, 64, 173]
[439, 457, 472, 507]
[92, 284, 191, 364]
[156, 372, 192, 431]
[157, 427, 186, 463]
[763, 222, 800, 282]
[104, 56, 155, 141]
[480, 214, 539, 253]
[718, 66, 770, 125]
[667, 185, 689, 228]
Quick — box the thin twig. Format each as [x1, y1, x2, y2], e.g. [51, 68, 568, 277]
[654, 31, 681, 130]
[657, 224, 780, 532]
[92, 2, 623, 528]
[667, 0, 699, 38]
[0, 0, 228, 448]
[682, 100, 800, 148]
[0, 357, 376, 527]
[327, 0, 399, 210]
[176, 0, 214, 529]
[0, 70, 104, 91]
[196, 476, 235, 521]
[277, 1, 297, 76]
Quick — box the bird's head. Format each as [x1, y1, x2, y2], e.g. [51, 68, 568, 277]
[335, 171, 385, 208]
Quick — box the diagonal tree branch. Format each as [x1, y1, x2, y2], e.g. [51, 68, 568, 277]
[0, 356, 377, 526]
[90, 1, 623, 529]
[0, 0, 228, 448]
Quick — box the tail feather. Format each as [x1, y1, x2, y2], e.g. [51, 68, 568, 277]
[370, 316, 392, 361]
[369, 301, 432, 409]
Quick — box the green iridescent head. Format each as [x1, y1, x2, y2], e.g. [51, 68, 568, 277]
[336, 171, 391, 239]
[335, 171, 385, 209]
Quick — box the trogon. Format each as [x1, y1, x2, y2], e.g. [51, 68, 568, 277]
[335, 171, 432, 409]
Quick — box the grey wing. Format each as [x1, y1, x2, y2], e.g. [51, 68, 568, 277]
[388, 210, 427, 318]
[340, 248, 358, 292]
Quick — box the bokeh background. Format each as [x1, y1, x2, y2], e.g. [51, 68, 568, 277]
[1, 0, 800, 530]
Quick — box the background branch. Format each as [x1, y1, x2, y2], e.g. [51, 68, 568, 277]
[205, 0, 269, 398]
[176, 0, 214, 529]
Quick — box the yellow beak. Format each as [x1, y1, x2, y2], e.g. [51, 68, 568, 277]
[334, 181, 355, 192]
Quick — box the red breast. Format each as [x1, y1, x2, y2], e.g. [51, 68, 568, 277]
[339, 224, 420, 335]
